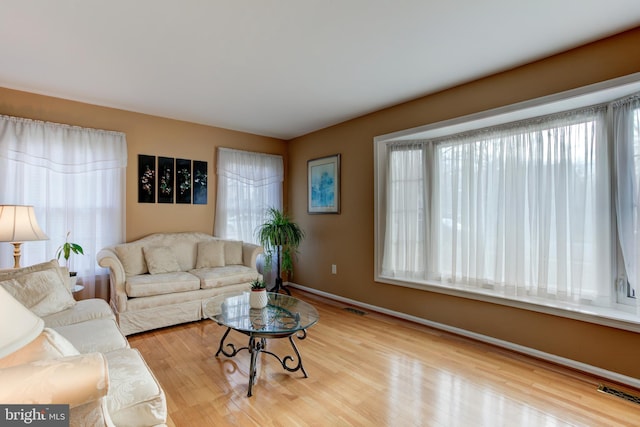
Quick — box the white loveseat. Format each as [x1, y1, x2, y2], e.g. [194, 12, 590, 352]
[0, 260, 167, 426]
[97, 232, 263, 335]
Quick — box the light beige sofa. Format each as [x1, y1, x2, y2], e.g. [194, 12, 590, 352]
[0, 260, 167, 427]
[97, 232, 263, 335]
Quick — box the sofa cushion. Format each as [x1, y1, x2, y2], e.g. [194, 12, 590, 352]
[115, 242, 148, 276]
[224, 240, 243, 265]
[0, 328, 80, 369]
[43, 298, 116, 328]
[190, 265, 258, 289]
[54, 318, 129, 354]
[105, 348, 167, 427]
[0, 268, 76, 317]
[196, 240, 226, 268]
[143, 246, 181, 274]
[125, 272, 200, 297]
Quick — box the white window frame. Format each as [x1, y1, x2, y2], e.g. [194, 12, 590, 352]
[374, 73, 640, 332]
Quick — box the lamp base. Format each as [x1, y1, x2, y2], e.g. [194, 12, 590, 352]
[11, 242, 22, 269]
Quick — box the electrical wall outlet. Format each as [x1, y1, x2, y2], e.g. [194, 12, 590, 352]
[331, 264, 337, 274]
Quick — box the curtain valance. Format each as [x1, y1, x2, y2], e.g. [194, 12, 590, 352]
[217, 147, 283, 185]
[0, 115, 127, 173]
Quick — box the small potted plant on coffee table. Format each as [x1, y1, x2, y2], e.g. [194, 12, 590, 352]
[249, 278, 268, 309]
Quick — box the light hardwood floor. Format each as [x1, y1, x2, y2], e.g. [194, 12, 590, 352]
[128, 290, 640, 426]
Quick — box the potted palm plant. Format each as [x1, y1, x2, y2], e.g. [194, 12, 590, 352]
[256, 207, 305, 294]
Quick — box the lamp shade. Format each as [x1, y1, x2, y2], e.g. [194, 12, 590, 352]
[0, 205, 49, 242]
[0, 286, 44, 358]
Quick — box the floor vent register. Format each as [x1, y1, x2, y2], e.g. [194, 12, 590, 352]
[597, 384, 640, 405]
[343, 307, 367, 316]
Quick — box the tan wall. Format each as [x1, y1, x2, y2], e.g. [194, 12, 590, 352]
[288, 27, 640, 379]
[0, 88, 287, 241]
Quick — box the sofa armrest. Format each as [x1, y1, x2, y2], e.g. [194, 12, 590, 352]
[0, 353, 109, 408]
[96, 248, 127, 312]
[242, 243, 264, 269]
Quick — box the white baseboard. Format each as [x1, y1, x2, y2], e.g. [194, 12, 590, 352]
[289, 282, 640, 390]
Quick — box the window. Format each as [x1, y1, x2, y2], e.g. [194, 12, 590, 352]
[0, 115, 127, 284]
[214, 148, 283, 244]
[375, 76, 640, 323]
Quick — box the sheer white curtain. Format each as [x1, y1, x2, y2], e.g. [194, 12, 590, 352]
[435, 108, 611, 303]
[382, 143, 431, 280]
[613, 95, 640, 311]
[0, 115, 127, 284]
[214, 148, 283, 244]
[382, 107, 613, 305]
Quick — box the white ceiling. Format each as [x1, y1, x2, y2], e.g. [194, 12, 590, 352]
[2, 1, 640, 140]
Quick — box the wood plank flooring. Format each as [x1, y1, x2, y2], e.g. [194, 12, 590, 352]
[127, 290, 640, 426]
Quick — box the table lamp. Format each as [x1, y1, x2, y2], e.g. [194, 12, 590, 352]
[0, 205, 49, 268]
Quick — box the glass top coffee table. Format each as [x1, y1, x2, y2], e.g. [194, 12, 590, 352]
[203, 292, 319, 397]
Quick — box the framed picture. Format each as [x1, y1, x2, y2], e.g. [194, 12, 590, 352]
[176, 158, 192, 204]
[138, 154, 156, 203]
[157, 157, 174, 203]
[193, 160, 208, 205]
[308, 154, 340, 214]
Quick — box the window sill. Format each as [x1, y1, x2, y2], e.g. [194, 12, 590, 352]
[377, 275, 640, 333]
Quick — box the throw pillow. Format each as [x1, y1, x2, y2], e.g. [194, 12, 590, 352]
[0, 259, 67, 284]
[195, 240, 226, 269]
[0, 259, 73, 295]
[171, 241, 198, 271]
[0, 269, 76, 317]
[143, 246, 181, 275]
[114, 243, 148, 276]
[224, 240, 243, 265]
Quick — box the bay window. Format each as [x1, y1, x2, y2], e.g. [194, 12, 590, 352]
[375, 77, 640, 323]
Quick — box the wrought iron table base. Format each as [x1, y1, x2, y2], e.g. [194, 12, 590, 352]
[215, 327, 309, 397]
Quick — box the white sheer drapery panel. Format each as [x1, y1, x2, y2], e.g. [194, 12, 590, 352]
[613, 95, 640, 312]
[214, 148, 283, 244]
[0, 115, 127, 287]
[435, 108, 612, 304]
[382, 143, 430, 279]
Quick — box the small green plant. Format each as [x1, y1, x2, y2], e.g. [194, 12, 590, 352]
[55, 231, 84, 270]
[250, 278, 266, 290]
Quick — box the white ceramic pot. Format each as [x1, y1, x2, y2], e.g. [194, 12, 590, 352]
[249, 289, 268, 309]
